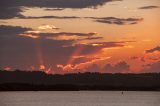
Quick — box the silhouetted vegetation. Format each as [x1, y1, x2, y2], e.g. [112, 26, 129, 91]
[0, 70, 160, 91]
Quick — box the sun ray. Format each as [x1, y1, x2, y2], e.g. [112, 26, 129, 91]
[67, 45, 85, 65]
[34, 39, 45, 71]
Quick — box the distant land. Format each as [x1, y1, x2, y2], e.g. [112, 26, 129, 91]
[0, 70, 160, 91]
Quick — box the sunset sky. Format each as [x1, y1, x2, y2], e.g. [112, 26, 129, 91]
[0, 0, 160, 74]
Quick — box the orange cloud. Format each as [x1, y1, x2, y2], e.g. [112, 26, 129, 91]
[57, 56, 111, 72]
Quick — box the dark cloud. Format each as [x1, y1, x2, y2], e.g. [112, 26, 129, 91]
[0, 25, 31, 36]
[0, 7, 24, 19]
[68, 41, 132, 55]
[44, 8, 65, 11]
[85, 64, 100, 73]
[0, 25, 36, 69]
[145, 46, 160, 53]
[86, 17, 143, 25]
[0, 0, 120, 9]
[22, 32, 97, 37]
[139, 6, 159, 9]
[20, 15, 81, 19]
[84, 37, 103, 40]
[142, 61, 160, 73]
[72, 57, 96, 65]
[0, 0, 121, 19]
[103, 61, 130, 73]
[19, 31, 130, 61]
[19, 16, 143, 24]
[0, 25, 75, 70]
[0, 7, 79, 19]
[0, 25, 134, 72]
[75, 61, 130, 73]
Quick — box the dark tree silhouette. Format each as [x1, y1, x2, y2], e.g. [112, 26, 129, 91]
[0, 70, 160, 91]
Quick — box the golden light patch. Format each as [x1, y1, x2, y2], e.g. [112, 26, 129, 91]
[18, 34, 39, 39]
[26, 30, 41, 33]
[38, 25, 59, 30]
[91, 43, 103, 46]
[102, 47, 121, 51]
[72, 56, 85, 59]
[40, 65, 45, 70]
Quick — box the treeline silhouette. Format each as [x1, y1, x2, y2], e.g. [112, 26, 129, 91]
[0, 70, 160, 91]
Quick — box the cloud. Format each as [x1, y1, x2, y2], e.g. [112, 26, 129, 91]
[0, 7, 24, 19]
[58, 60, 130, 73]
[71, 56, 97, 65]
[0, 0, 121, 19]
[20, 15, 81, 19]
[140, 47, 160, 62]
[145, 46, 160, 53]
[0, 25, 135, 73]
[87, 17, 143, 25]
[139, 6, 159, 9]
[103, 61, 130, 73]
[1, 0, 120, 9]
[24, 16, 139, 25]
[57, 56, 111, 72]
[0, 25, 131, 72]
[84, 64, 100, 72]
[18, 31, 100, 41]
[84, 37, 103, 40]
[55, 40, 132, 73]
[0, 25, 76, 70]
[0, 25, 31, 36]
[21, 31, 98, 37]
[67, 41, 130, 55]
[142, 61, 160, 73]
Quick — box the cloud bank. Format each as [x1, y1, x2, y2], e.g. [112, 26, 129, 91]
[0, 0, 121, 19]
[0, 25, 131, 72]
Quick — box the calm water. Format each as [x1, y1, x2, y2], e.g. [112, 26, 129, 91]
[0, 91, 160, 106]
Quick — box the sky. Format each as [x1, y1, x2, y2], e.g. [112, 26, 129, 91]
[0, 0, 160, 74]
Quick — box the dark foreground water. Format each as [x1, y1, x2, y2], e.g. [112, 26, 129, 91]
[0, 91, 160, 106]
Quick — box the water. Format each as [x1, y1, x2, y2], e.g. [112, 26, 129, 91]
[0, 91, 160, 106]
